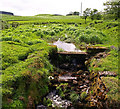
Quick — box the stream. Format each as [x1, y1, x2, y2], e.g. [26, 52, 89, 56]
[37, 40, 108, 109]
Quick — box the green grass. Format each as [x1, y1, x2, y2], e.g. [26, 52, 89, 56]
[101, 77, 120, 104]
[89, 49, 118, 74]
[1, 14, 90, 25]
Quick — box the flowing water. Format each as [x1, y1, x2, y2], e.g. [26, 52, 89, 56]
[53, 39, 82, 52]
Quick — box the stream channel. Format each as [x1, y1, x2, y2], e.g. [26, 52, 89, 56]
[37, 40, 107, 109]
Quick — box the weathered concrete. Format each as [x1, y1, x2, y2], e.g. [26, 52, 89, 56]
[57, 52, 87, 55]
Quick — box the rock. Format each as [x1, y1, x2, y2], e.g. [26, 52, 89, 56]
[82, 74, 86, 78]
[46, 91, 72, 108]
[19, 96, 25, 101]
[85, 80, 90, 84]
[99, 71, 117, 77]
[79, 85, 87, 89]
[82, 88, 87, 92]
[77, 76, 82, 81]
[110, 45, 117, 50]
[58, 76, 77, 83]
[72, 73, 76, 76]
[85, 75, 89, 79]
[48, 76, 54, 80]
[73, 80, 78, 85]
[82, 79, 86, 83]
[78, 81, 83, 86]
[37, 105, 47, 109]
[77, 64, 82, 69]
[84, 71, 89, 75]
[76, 70, 83, 75]
[101, 90, 104, 93]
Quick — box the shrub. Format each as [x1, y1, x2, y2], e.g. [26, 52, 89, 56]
[79, 35, 90, 43]
[90, 35, 102, 44]
[1, 21, 10, 29]
[43, 98, 52, 107]
[36, 31, 44, 38]
[50, 31, 55, 36]
[11, 22, 19, 28]
[1, 36, 12, 41]
[13, 38, 21, 43]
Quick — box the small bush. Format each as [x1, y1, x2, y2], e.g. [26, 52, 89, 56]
[2, 36, 12, 41]
[50, 31, 55, 36]
[79, 35, 90, 43]
[27, 41, 33, 45]
[11, 22, 19, 28]
[13, 38, 21, 43]
[43, 97, 52, 106]
[90, 35, 102, 44]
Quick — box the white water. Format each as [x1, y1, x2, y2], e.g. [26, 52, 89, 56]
[46, 90, 72, 108]
[53, 39, 81, 52]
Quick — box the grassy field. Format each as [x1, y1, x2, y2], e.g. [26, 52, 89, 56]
[1, 14, 119, 108]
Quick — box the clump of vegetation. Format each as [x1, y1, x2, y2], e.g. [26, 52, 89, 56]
[58, 48, 64, 52]
[101, 77, 120, 108]
[2, 40, 55, 108]
[70, 91, 79, 102]
[0, 20, 10, 29]
[80, 92, 87, 101]
[56, 83, 69, 99]
[89, 49, 118, 74]
[43, 98, 52, 107]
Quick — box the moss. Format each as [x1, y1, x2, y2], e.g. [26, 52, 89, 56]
[70, 91, 80, 102]
[80, 92, 87, 100]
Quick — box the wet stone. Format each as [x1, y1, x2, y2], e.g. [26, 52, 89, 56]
[79, 85, 87, 89]
[73, 80, 78, 85]
[84, 71, 89, 75]
[76, 70, 83, 75]
[78, 82, 83, 86]
[82, 88, 87, 92]
[85, 80, 90, 84]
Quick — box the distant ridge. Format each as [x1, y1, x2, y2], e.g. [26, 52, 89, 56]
[35, 14, 63, 16]
[0, 11, 14, 15]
